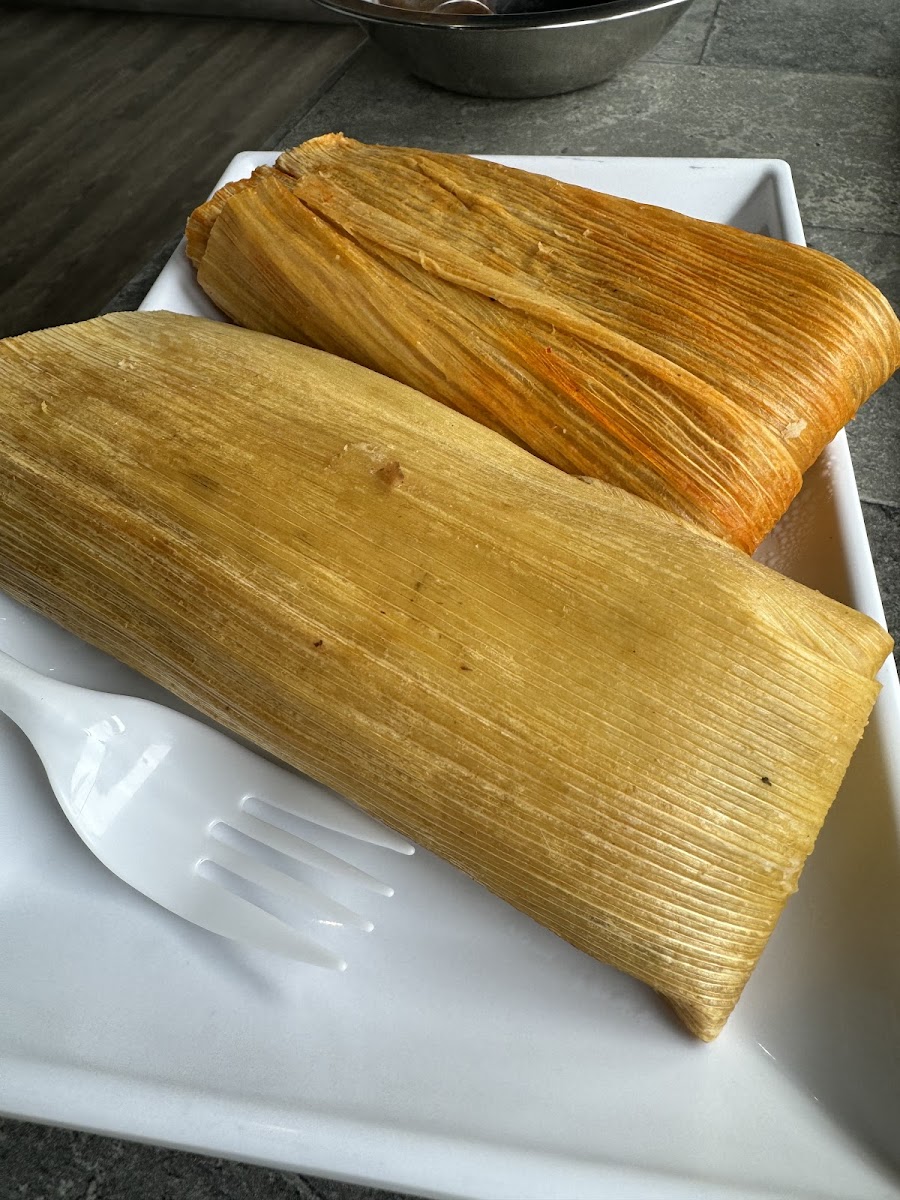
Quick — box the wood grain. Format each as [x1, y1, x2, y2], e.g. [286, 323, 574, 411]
[0, 5, 363, 337]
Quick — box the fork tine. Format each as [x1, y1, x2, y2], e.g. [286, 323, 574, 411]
[232, 810, 394, 896]
[188, 878, 347, 969]
[248, 767, 415, 855]
[204, 841, 375, 931]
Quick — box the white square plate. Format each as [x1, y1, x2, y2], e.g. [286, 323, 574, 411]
[2, 156, 899, 1200]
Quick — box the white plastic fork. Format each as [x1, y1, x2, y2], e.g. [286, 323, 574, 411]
[0, 649, 413, 968]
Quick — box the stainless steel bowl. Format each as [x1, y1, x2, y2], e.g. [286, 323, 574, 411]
[310, 0, 694, 98]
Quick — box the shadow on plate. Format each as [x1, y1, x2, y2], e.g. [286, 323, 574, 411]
[735, 706, 900, 1177]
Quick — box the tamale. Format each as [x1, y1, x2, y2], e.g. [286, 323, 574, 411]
[0, 310, 891, 1040]
[186, 134, 900, 553]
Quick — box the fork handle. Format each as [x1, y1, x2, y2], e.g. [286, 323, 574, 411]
[0, 649, 58, 741]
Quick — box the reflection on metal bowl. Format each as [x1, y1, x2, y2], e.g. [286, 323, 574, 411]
[309, 0, 695, 98]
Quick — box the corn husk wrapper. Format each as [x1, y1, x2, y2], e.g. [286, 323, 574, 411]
[0, 310, 891, 1039]
[185, 134, 900, 554]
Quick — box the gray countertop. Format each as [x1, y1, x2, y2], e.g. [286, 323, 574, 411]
[3, 1, 899, 1197]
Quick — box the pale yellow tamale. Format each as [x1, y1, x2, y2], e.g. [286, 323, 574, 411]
[0, 310, 891, 1039]
[186, 134, 900, 554]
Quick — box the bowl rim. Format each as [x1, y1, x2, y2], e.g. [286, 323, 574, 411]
[310, 0, 693, 32]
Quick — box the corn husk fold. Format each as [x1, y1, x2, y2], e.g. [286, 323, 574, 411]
[0, 310, 891, 1039]
[185, 134, 900, 554]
